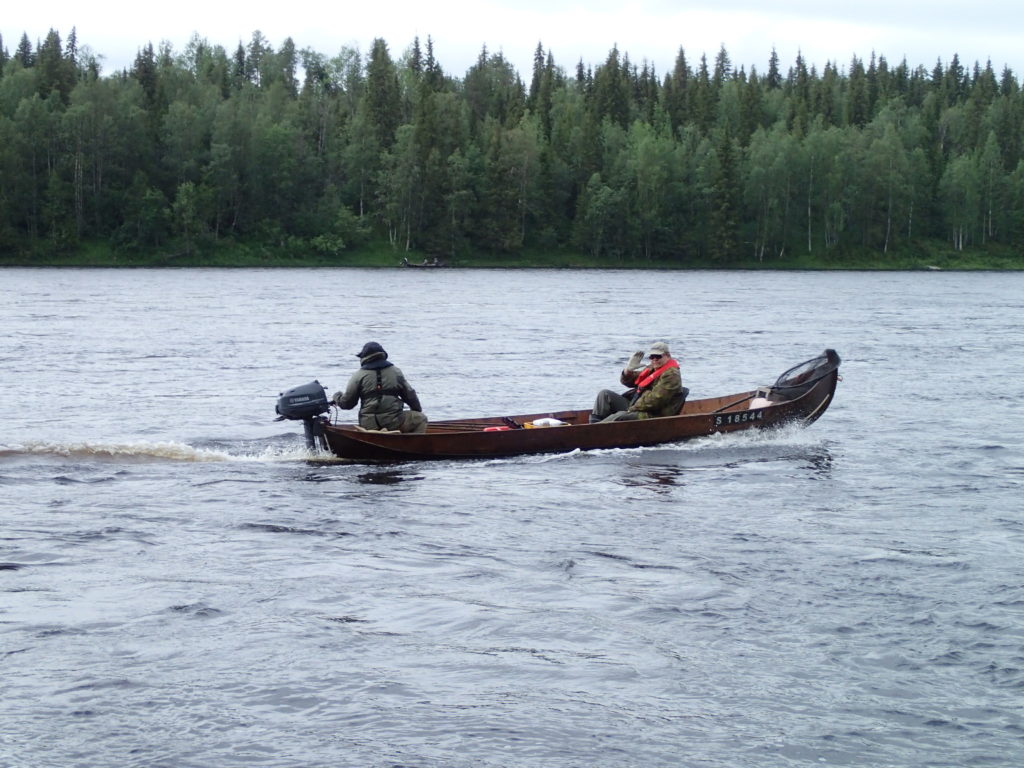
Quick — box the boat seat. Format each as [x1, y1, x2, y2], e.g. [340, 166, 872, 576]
[673, 386, 690, 415]
[749, 386, 774, 409]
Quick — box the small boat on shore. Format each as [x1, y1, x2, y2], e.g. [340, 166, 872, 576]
[401, 257, 447, 268]
[275, 350, 840, 462]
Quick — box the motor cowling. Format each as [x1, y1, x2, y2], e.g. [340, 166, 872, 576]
[276, 380, 330, 420]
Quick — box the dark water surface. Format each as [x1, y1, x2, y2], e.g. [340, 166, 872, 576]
[1, 268, 1022, 767]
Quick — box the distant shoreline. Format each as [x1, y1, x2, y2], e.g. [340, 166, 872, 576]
[2, 239, 1020, 271]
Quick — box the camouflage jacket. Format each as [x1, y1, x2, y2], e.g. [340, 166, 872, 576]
[620, 361, 684, 418]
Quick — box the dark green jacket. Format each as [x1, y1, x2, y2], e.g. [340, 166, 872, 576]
[334, 354, 422, 430]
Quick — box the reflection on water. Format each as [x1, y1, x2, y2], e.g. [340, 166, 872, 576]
[801, 446, 834, 477]
[617, 443, 834, 493]
[623, 465, 685, 493]
[357, 469, 424, 485]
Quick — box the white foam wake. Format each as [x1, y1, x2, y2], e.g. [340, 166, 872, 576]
[0, 440, 323, 463]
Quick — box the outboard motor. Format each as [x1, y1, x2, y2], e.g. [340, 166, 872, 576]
[275, 380, 330, 451]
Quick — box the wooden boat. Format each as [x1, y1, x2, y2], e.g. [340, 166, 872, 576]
[309, 349, 840, 462]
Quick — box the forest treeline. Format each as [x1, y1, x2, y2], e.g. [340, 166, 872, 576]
[1, 28, 1023, 265]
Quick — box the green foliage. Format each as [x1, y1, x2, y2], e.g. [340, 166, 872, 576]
[1, 28, 1023, 268]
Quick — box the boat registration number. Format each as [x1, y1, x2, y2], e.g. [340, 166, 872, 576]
[714, 409, 764, 427]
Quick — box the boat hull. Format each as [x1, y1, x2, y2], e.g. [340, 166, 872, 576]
[320, 352, 839, 462]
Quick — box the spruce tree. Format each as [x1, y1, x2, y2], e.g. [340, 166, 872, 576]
[528, 42, 545, 110]
[592, 46, 630, 128]
[661, 48, 689, 134]
[847, 56, 870, 127]
[66, 27, 78, 68]
[708, 128, 741, 262]
[231, 43, 248, 89]
[131, 44, 159, 108]
[363, 38, 401, 149]
[766, 47, 781, 90]
[423, 37, 444, 92]
[712, 45, 731, 90]
[278, 37, 298, 97]
[37, 29, 74, 103]
[16, 33, 34, 67]
[691, 54, 715, 134]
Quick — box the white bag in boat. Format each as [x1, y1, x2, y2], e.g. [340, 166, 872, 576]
[525, 417, 568, 428]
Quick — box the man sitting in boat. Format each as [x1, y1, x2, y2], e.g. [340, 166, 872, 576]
[590, 342, 687, 423]
[332, 342, 428, 433]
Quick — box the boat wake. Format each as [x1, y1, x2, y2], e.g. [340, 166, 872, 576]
[0, 438, 323, 464]
[0, 422, 828, 469]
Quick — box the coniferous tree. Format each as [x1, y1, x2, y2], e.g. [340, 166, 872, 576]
[528, 42, 545, 111]
[738, 68, 764, 144]
[847, 56, 870, 127]
[766, 48, 782, 90]
[708, 128, 741, 261]
[16, 33, 34, 67]
[905, 63, 929, 107]
[245, 31, 272, 88]
[890, 58, 910, 100]
[661, 48, 690, 136]
[990, 85, 1023, 170]
[535, 50, 558, 139]
[876, 54, 894, 106]
[866, 52, 880, 116]
[408, 36, 423, 77]
[231, 43, 248, 90]
[132, 44, 159, 108]
[464, 48, 525, 131]
[787, 52, 811, 134]
[712, 45, 731, 90]
[278, 38, 299, 97]
[592, 46, 630, 128]
[36, 29, 75, 103]
[999, 66, 1018, 97]
[635, 62, 659, 125]
[0, 29, 1022, 265]
[65, 28, 78, 67]
[691, 54, 715, 134]
[423, 37, 445, 92]
[944, 54, 967, 104]
[814, 62, 841, 127]
[363, 38, 401, 149]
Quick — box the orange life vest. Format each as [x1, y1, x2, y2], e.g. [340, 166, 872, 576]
[634, 358, 679, 392]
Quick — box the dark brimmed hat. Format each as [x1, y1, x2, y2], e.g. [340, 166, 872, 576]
[356, 341, 386, 358]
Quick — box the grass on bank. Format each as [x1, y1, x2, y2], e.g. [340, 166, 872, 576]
[1, 236, 1021, 270]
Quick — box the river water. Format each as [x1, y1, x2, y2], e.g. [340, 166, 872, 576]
[1, 267, 1022, 768]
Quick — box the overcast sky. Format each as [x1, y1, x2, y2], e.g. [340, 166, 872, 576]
[6, 0, 1022, 81]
